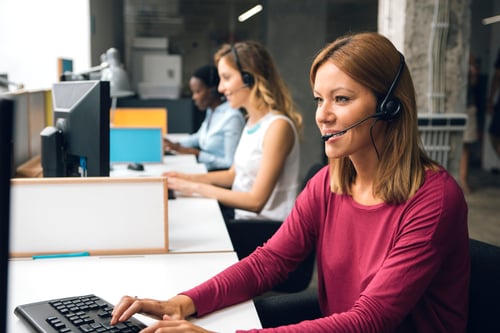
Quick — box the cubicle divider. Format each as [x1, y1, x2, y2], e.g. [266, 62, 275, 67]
[1, 89, 50, 177]
[9, 177, 169, 258]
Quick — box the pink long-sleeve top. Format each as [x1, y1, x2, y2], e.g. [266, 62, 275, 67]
[182, 166, 470, 332]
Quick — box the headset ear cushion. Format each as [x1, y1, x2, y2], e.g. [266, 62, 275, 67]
[242, 72, 255, 88]
[377, 97, 401, 121]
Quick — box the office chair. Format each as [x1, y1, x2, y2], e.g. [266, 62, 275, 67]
[226, 163, 325, 293]
[467, 238, 500, 332]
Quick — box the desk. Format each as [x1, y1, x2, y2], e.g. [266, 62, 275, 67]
[110, 153, 234, 253]
[7, 252, 262, 332]
[168, 197, 233, 253]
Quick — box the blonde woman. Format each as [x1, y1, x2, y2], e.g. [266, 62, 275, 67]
[164, 41, 302, 221]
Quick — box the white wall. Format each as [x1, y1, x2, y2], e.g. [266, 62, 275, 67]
[0, 0, 90, 90]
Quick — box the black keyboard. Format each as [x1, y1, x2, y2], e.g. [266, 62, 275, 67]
[14, 294, 146, 333]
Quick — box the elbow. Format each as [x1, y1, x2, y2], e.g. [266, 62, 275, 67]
[245, 198, 267, 214]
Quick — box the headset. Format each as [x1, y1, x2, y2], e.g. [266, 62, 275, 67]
[375, 52, 405, 121]
[231, 45, 255, 88]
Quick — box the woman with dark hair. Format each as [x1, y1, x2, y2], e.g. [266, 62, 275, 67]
[112, 33, 469, 332]
[164, 65, 245, 171]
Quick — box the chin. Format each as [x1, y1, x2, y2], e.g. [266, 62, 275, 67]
[325, 148, 345, 160]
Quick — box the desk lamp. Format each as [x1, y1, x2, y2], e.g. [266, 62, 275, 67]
[0, 74, 24, 92]
[100, 48, 135, 110]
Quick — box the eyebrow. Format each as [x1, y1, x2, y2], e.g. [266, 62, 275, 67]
[313, 86, 356, 95]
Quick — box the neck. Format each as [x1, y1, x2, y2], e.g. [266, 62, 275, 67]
[246, 105, 270, 126]
[208, 99, 222, 110]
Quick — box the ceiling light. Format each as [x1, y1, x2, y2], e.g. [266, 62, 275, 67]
[238, 4, 263, 22]
[482, 14, 500, 25]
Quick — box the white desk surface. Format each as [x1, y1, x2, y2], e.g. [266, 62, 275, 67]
[168, 197, 233, 253]
[165, 133, 190, 142]
[8, 252, 262, 332]
[110, 154, 204, 177]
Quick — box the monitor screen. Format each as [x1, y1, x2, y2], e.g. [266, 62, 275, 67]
[0, 97, 14, 332]
[41, 80, 111, 177]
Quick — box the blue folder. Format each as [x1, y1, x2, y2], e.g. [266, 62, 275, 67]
[110, 127, 163, 163]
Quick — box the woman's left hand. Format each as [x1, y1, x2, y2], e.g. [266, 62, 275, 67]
[167, 177, 199, 196]
[140, 315, 215, 333]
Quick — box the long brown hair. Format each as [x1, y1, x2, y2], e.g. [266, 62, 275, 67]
[214, 41, 303, 133]
[310, 32, 437, 204]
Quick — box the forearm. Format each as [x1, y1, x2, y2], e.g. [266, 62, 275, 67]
[176, 146, 200, 156]
[169, 294, 197, 319]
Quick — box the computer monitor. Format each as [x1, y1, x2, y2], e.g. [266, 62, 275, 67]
[41, 80, 111, 177]
[0, 97, 14, 332]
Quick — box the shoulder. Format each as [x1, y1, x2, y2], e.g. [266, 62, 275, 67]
[262, 115, 295, 148]
[408, 167, 467, 223]
[220, 103, 244, 118]
[265, 113, 296, 133]
[300, 165, 330, 197]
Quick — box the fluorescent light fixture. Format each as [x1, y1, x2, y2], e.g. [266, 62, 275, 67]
[238, 4, 263, 22]
[482, 14, 500, 25]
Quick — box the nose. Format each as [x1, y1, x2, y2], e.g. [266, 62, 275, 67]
[217, 82, 224, 95]
[315, 100, 335, 126]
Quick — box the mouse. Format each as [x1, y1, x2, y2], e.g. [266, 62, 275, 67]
[127, 162, 144, 171]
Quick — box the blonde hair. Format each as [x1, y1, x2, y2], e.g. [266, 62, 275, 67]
[214, 41, 303, 134]
[310, 32, 438, 204]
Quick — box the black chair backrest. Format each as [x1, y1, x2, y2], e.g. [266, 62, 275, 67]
[0, 97, 14, 332]
[467, 238, 500, 332]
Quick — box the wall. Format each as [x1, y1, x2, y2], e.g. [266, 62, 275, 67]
[265, 0, 328, 175]
[90, 0, 125, 66]
[0, 0, 91, 90]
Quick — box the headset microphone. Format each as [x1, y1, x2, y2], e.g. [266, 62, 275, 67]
[226, 85, 248, 97]
[321, 114, 378, 142]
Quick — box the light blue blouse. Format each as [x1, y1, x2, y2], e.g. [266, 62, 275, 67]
[179, 101, 245, 171]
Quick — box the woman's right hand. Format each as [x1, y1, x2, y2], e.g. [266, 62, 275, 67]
[164, 138, 181, 153]
[163, 171, 191, 180]
[110, 294, 195, 326]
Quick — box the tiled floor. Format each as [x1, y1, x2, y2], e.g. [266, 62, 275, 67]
[464, 165, 500, 246]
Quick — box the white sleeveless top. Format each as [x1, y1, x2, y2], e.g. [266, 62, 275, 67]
[232, 112, 300, 221]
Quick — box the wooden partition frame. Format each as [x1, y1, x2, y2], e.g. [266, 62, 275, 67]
[9, 177, 168, 258]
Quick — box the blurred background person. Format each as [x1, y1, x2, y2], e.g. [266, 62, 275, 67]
[459, 52, 480, 194]
[486, 49, 500, 163]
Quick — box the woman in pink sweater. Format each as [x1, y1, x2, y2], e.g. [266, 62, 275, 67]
[111, 32, 470, 333]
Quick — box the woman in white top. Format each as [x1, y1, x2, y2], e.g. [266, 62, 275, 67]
[164, 40, 302, 220]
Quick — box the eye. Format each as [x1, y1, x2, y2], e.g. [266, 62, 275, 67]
[313, 96, 323, 107]
[335, 95, 349, 103]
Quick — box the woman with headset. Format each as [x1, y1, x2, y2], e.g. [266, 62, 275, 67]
[163, 41, 302, 221]
[112, 33, 469, 332]
[164, 65, 245, 171]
